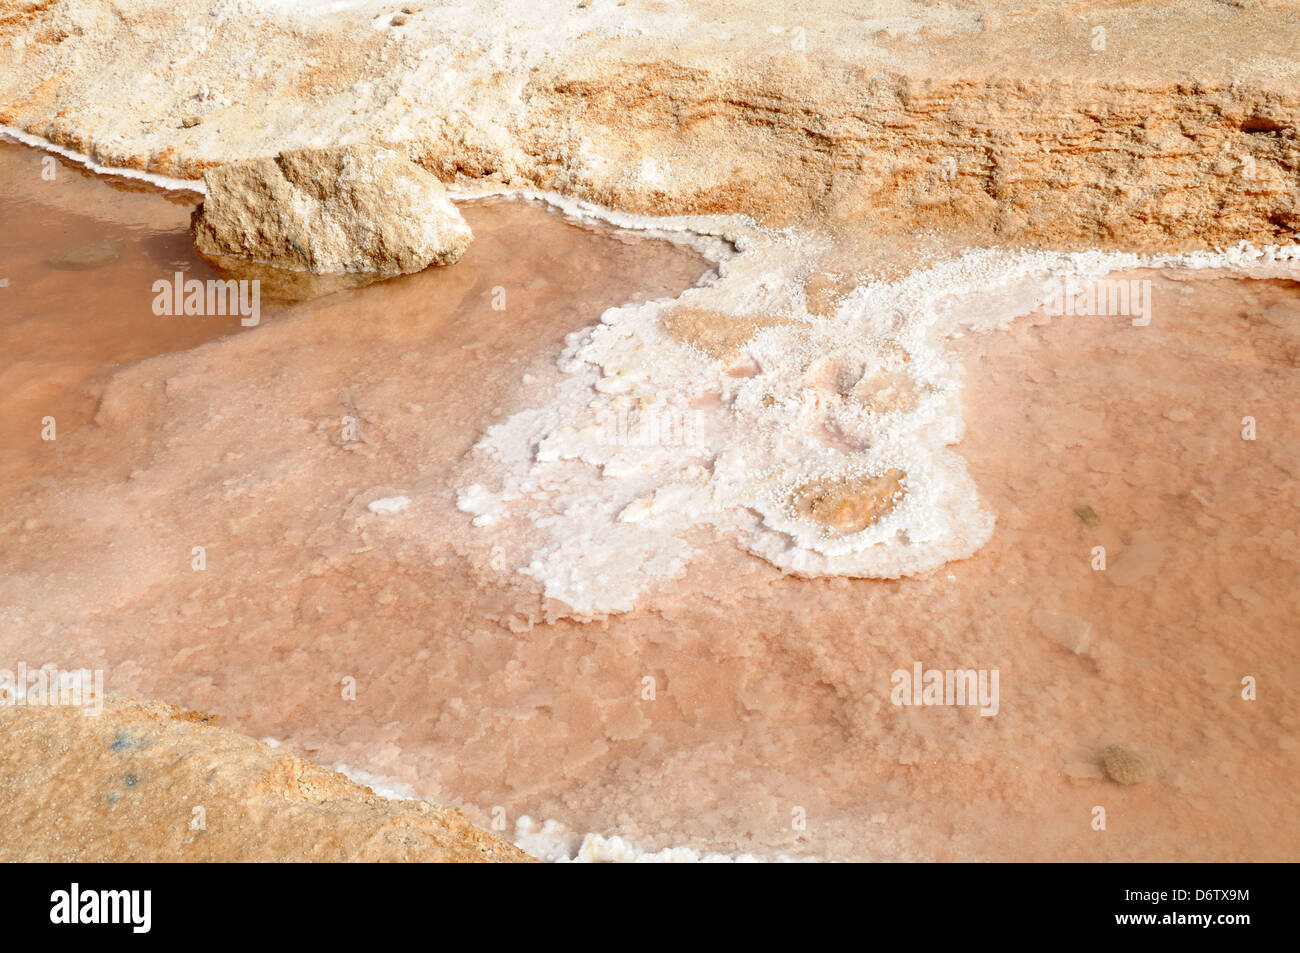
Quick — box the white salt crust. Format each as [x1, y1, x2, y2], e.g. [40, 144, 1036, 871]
[454, 191, 1300, 616]
[330, 762, 420, 801]
[511, 816, 798, 863]
[0, 125, 207, 192]
[327, 762, 785, 862]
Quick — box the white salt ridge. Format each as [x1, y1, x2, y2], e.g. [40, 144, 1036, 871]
[331, 757, 791, 862]
[0, 125, 206, 193]
[511, 816, 797, 863]
[329, 766, 782, 862]
[446, 182, 746, 263]
[367, 495, 410, 514]
[330, 762, 420, 801]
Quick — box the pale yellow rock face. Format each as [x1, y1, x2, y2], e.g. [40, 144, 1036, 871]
[1, 0, 1297, 260]
[0, 696, 532, 862]
[789, 469, 908, 535]
[191, 144, 473, 275]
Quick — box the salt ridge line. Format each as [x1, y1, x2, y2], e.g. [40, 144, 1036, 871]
[328, 758, 797, 862]
[0, 123, 751, 259]
[0, 124, 207, 193]
[445, 180, 768, 265]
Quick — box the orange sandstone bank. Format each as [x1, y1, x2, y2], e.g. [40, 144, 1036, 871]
[0, 0, 1297, 261]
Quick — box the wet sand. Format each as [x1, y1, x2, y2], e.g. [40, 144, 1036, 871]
[2, 139, 1297, 861]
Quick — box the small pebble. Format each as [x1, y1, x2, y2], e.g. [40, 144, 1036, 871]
[1101, 744, 1149, 785]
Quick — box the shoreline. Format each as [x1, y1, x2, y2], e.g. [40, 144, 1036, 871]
[4, 130, 1297, 860]
[3, 1, 1297, 254]
[3, 0, 1298, 864]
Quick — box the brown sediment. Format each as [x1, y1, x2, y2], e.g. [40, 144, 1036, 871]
[1101, 744, 1150, 786]
[0, 0, 58, 31]
[789, 468, 908, 534]
[804, 272, 856, 318]
[46, 235, 122, 269]
[0, 696, 532, 862]
[661, 307, 789, 360]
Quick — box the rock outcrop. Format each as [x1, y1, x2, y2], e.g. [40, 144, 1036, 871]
[3, 1, 1298, 259]
[0, 696, 532, 862]
[191, 144, 472, 275]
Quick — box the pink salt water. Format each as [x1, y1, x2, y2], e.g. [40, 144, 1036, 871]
[1, 138, 1297, 861]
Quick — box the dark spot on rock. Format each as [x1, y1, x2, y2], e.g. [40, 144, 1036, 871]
[1240, 116, 1286, 135]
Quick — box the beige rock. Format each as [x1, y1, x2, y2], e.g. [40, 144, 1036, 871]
[0, 695, 532, 862]
[191, 144, 472, 275]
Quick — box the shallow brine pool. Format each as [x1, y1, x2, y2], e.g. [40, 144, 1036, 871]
[2, 136, 1297, 862]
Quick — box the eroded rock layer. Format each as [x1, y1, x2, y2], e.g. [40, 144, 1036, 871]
[0, 1, 1296, 258]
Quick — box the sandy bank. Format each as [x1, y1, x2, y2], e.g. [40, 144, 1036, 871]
[1, 0, 1297, 259]
[0, 694, 531, 861]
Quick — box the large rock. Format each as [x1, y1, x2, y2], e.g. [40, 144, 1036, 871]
[191, 144, 472, 275]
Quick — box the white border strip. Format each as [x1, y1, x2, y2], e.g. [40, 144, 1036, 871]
[0, 124, 207, 193]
